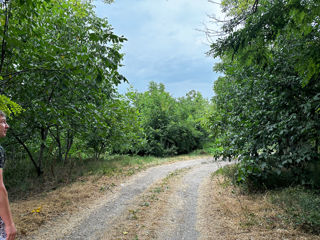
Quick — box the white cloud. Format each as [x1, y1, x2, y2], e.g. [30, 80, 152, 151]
[95, 0, 223, 98]
[97, 0, 221, 56]
[166, 80, 214, 99]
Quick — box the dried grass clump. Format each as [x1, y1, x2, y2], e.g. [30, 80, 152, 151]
[197, 175, 320, 240]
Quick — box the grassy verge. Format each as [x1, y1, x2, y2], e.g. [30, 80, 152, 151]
[270, 187, 320, 234]
[7, 153, 209, 200]
[215, 164, 320, 236]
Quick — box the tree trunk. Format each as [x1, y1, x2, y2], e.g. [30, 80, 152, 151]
[37, 127, 49, 176]
[49, 126, 63, 162]
[12, 132, 43, 176]
[0, 0, 10, 75]
[64, 130, 73, 163]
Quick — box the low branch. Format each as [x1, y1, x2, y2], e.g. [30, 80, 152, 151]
[206, 13, 229, 23]
[252, 0, 259, 13]
[11, 131, 43, 176]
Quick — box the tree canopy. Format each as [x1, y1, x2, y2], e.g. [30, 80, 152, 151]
[1, 0, 128, 175]
[209, 0, 320, 188]
[124, 82, 210, 157]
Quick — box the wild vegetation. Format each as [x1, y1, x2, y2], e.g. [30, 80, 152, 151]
[208, 0, 320, 189]
[207, 0, 320, 235]
[125, 83, 210, 157]
[0, 0, 212, 191]
[215, 165, 320, 235]
[1, 0, 320, 237]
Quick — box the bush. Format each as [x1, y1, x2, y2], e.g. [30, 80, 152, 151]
[204, 138, 224, 157]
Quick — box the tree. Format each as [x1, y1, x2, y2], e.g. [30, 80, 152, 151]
[210, 0, 320, 86]
[208, 0, 320, 188]
[130, 82, 210, 156]
[2, 0, 126, 175]
[0, 0, 38, 117]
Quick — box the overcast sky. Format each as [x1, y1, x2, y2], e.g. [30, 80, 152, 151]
[94, 0, 222, 99]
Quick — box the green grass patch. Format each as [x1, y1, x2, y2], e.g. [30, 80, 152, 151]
[270, 187, 320, 234]
[6, 153, 202, 201]
[212, 163, 238, 187]
[215, 164, 320, 235]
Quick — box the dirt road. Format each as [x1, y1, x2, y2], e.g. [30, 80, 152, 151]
[20, 157, 320, 240]
[24, 157, 228, 240]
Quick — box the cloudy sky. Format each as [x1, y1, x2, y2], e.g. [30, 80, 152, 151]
[94, 0, 223, 99]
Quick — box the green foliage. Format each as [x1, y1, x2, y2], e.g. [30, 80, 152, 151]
[128, 82, 210, 157]
[0, 94, 23, 117]
[203, 138, 224, 157]
[271, 187, 320, 234]
[208, 0, 320, 188]
[0, 0, 212, 184]
[85, 95, 144, 157]
[1, 0, 128, 175]
[213, 0, 320, 86]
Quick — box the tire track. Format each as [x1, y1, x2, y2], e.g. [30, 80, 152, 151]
[155, 160, 229, 240]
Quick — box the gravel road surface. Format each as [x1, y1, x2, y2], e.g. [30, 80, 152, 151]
[155, 160, 228, 240]
[27, 157, 228, 240]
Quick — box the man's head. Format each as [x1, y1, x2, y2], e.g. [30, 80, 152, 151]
[0, 111, 9, 138]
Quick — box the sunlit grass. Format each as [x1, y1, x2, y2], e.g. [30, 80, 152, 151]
[7, 152, 207, 200]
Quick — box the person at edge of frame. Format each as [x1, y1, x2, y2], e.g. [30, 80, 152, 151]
[0, 110, 16, 240]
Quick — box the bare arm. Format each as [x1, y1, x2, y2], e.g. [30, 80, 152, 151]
[0, 169, 16, 240]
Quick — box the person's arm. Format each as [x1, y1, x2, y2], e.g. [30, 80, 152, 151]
[0, 169, 16, 240]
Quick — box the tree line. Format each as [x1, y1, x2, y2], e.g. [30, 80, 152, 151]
[208, 0, 320, 189]
[0, 0, 212, 184]
[1, 0, 127, 176]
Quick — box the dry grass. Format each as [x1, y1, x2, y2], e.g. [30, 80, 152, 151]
[197, 175, 320, 240]
[11, 174, 124, 238]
